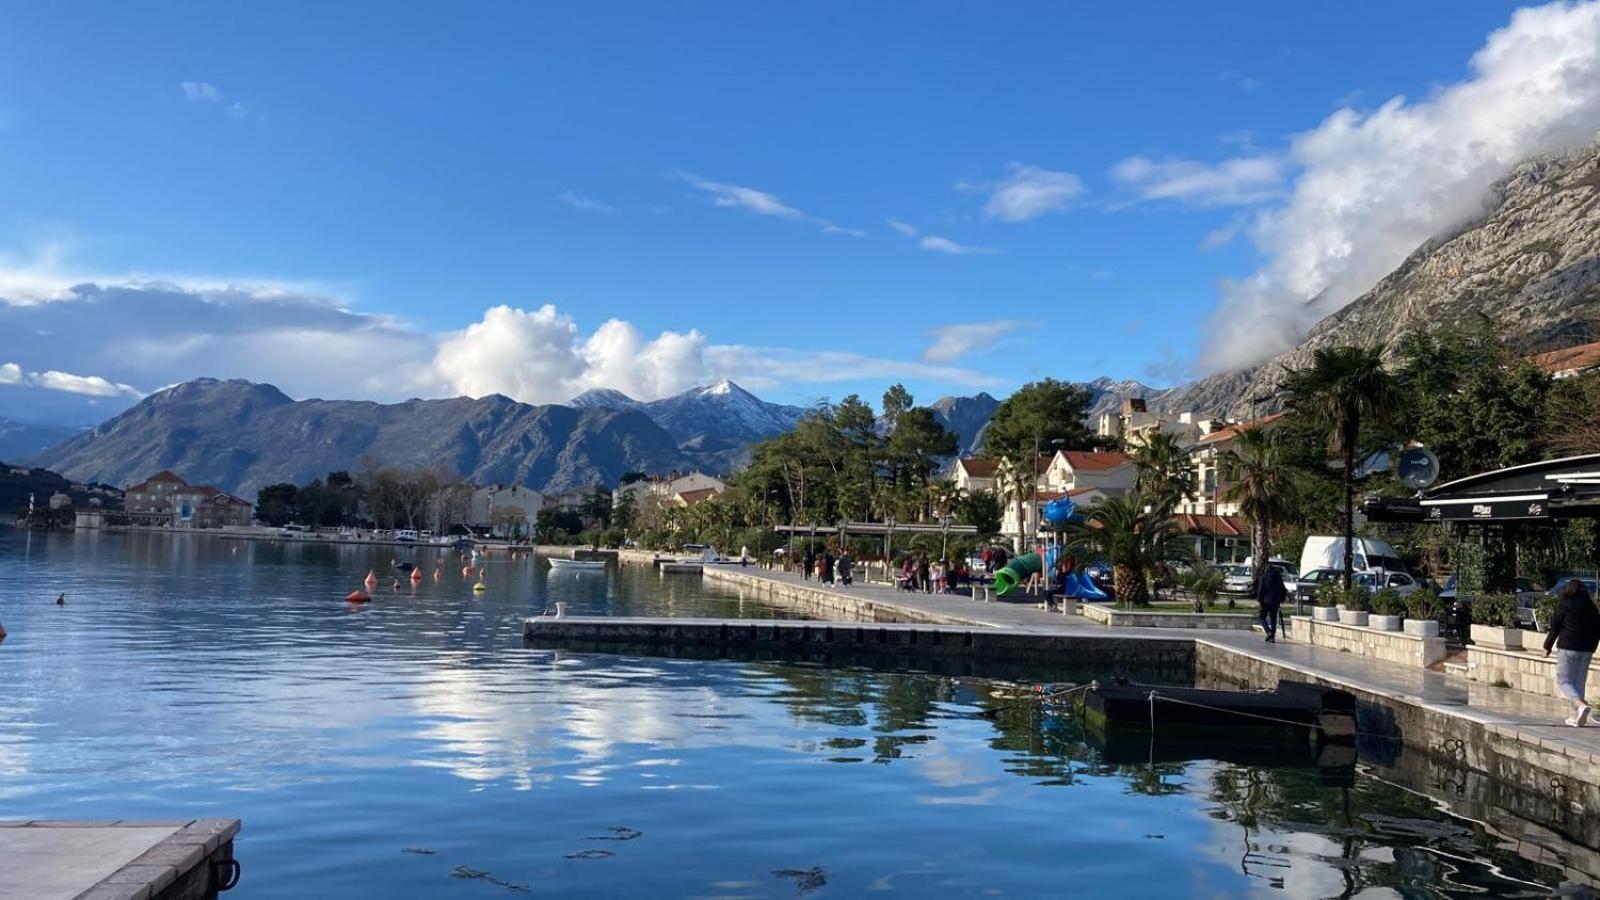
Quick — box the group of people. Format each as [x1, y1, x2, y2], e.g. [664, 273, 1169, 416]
[895, 555, 972, 593]
[799, 547, 853, 586]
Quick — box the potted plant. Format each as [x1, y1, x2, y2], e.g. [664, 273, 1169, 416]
[1312, 582, 1343, 622]
[1469, 592, 1522, 650]
[1403, 589, 1444, 638]
[1337, 585, 1370, 627]
[1368, 587, 1405, 632]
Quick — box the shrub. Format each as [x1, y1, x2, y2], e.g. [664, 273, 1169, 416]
[1475, 592, 1520, 629]
[1535, 594, 1558, 632]
[1315, 582, 1347, 608]
[1370, 587, 1406, 617]
[1405, 588, 1445, 622]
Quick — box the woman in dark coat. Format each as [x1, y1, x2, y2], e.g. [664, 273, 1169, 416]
[1542, 579, 1600, 727]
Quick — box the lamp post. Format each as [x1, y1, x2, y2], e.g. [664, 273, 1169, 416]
[1033, 437, 1066, 558]
[885, 515, 897, 580]
[939, 513, 955, 563]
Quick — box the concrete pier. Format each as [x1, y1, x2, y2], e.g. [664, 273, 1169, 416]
[0, 819, 239, 900]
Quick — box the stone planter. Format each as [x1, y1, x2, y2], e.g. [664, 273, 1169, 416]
[1369, 614, 1402, 632]
[1403, 619, 1440, 638]
[1338, 609, 1369, 627]
[1471, 623, 1523, 651]
[1312, 606, 1339, 622]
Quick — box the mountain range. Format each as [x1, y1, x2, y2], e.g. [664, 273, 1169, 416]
[23, 139, 1600, 499]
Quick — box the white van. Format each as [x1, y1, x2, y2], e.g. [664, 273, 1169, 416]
[1299, 536, 1405, 576]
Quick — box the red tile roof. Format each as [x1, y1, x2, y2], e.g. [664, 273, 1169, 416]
[1533, 340, 1600, 375]
[127, 470, 192, 492]
[957, 458, 998, 478]
[1195, 413, 1286, 446]
[676, 487, 722, 506]
[1173, 513, 1246, 536]
[1058, 450, 1130, 471]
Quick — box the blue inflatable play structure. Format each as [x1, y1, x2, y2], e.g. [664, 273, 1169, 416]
[1035, 497, 1110, 601]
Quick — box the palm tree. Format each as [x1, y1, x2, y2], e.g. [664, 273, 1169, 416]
[1061, 492, 1192, 607]
[1283, 346, 1404, 588]
[1220, 427, 1298, 594]
[1132, 431, 1196, 514]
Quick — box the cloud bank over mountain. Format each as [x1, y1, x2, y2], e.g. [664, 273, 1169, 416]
[1196, 0, 1600, 373]
[0, 262, 999, 422]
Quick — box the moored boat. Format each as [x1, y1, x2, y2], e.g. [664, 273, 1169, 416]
[549, 557, 606, 572]
[1083, 677, 1356, 740]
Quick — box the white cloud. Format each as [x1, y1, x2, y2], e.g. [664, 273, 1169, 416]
[29, 370, 143, 398]
[559, 191, 616, 213]
[180, 81, 221, 101]
[972, 162, 1084, 222]
[885, 219, 997, 255]
[0, 253, 1001, 419]
[674, 172, 861, 236]
[921, 320, 1032, 364]
[0, 361, 142, 398]
[1200, 0, 1600, 372]
[918, 235, 998, 256]
[1111, 155, 1287, 206]
[180, 81, 248, 119]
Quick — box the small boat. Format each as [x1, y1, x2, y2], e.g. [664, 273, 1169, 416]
[659, 560, 704, 574]
[549, 558, 606, 572]
[1083, 677, 1355, 739]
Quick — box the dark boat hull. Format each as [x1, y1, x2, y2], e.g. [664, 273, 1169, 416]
[1083, 678, 1355, 739]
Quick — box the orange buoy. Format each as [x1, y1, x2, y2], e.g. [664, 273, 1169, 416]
[364, 570, 378, 587]
[410, 568, 423, 581]
[344, 590, 371, 603]
[462, 565, 475, 577]
[433, 568, 442, 581]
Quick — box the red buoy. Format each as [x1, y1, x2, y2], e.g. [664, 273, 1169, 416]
[345, 590, 371, 603]
[462, 565, 475, 577]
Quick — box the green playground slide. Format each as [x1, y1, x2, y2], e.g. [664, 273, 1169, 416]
[992, 552, 1042, 597]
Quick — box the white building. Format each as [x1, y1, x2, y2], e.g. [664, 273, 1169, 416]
[1096, 398, 1225, 449]
[1179, 413, 1285, 517]
[972, 449, 1135, 547]
[469, 484, 543, 536]
[613, 472, 727, 509]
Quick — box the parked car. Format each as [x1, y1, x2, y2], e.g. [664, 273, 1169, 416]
[1353, 570, 1422, 596]
[1221, 565, 1254, 594]
[1545, 576, 1598, 598]
[1292, 568, 1342, 602]
[1439, 574, 1543, 605]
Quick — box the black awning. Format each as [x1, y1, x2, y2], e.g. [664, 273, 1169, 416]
[1380, 454, 1600, 525]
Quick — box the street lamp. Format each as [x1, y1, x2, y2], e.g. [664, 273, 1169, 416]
[885, 516, 897, 580]
[939, 512, 955, 562]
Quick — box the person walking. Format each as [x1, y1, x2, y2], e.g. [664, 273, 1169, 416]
[836, 551, 852, 586]
[1542, 579, 1599, 727]
[821, 551, 835, 585]
[917, 556, 932, 594]
[1255, 565, 1287, 643]
[802, 547, 815, 582]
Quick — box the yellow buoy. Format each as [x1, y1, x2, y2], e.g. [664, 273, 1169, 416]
[472, 582, 487, 592]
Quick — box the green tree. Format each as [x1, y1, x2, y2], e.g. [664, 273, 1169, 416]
[885, 406, 958, 518]
[1284, 346, 1405, 587]
[1061, 492, 1191, 607]
[255, 482, 299, 526]
[1131, 431, 1195, 515]
[1394, 328, 1550, 477]
[881, 384, 914, 423]
[980, 378, 1098, 461]
[1220, 427, 1298, 593]
[958, 489, 1003, 539]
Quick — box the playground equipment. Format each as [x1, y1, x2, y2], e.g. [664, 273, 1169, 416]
[993, 552, 1043, 596]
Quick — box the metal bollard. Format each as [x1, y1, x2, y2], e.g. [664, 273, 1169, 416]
[555, 602, 566, 619]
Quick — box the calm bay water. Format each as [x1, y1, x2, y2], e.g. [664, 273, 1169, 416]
[0, 530, 1588, 897]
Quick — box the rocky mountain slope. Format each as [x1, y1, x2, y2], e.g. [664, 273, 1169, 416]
[1166, 139, 1600, 417]
[36, 379, 691, 498]
[568, 380, 806, 471]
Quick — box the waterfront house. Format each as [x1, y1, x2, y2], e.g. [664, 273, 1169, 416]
[613, 471, 728, 509]
[1172, 512, 1251, 565]
[672, 486, 722, 508]
[124, 471, 251, 527]
[952, 457, 999, 495]
[1179, 414, 1286, 518]
[1095, 399, 1225, 449]
[469, 484, 544, 537]
[999, 449, 1134, 543]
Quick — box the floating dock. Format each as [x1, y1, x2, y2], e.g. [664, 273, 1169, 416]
[0, 818, 240, 900]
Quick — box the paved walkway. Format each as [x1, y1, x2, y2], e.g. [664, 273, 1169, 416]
[714, 564, 1600, 767]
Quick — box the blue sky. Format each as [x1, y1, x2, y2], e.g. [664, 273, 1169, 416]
[3, 0, 1597, 422]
